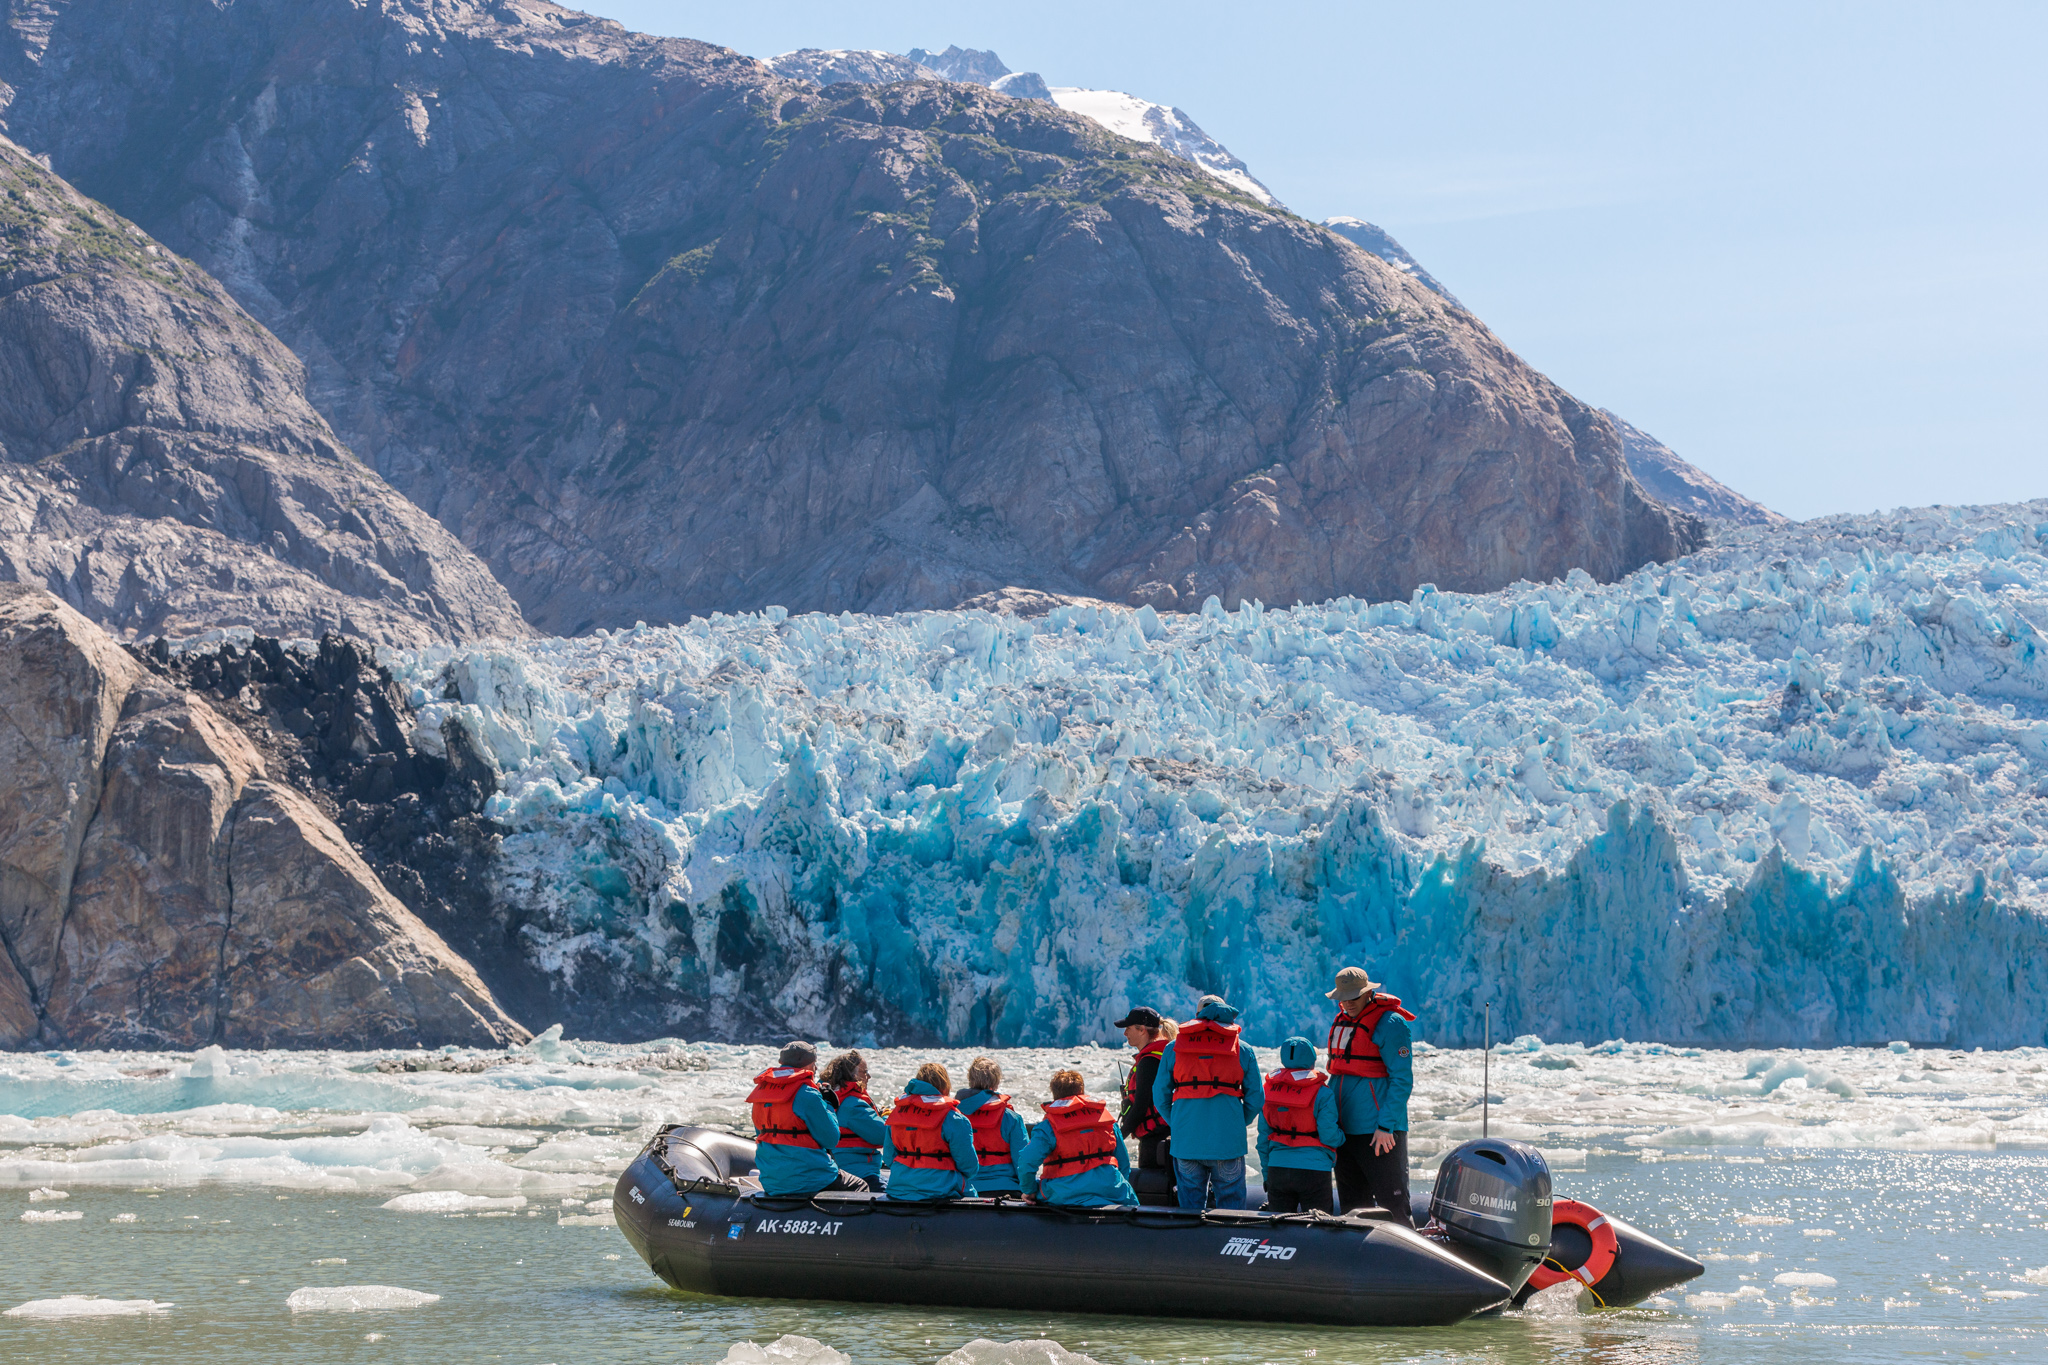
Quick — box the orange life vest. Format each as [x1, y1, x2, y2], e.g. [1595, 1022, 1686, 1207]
[1262, 1067, 1329, 1148]
[1169, 1018, 1246, 1099]
[748, 1067, 823, 1148]
[1122, 1038, 1169, 1138]
[968, 1094, 1014, 1167]
[1327, 995, 1417, 1078]
[1039, 1095, 1119, 1177]
[832, 1081, 879, 1153]
[887, 1092, 961, 1170]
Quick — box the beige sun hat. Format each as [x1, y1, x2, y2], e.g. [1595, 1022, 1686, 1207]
[1325, 966, 1380, 1001]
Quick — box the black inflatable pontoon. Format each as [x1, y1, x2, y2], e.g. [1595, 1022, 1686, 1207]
[613, 1126, 1701, 1327]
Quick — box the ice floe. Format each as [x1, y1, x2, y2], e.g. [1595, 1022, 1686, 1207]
[718, 1336, 851, 1365]
[380, 499, 2048, 1047]
[3, 1296, 172, 1318]
[286, 1285, 440, 1312]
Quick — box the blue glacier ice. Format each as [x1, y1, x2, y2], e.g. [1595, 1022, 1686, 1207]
[380, 501, 2048, 1048]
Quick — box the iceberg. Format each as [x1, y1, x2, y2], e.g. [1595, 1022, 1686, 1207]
[381, 500, 2048, 1047]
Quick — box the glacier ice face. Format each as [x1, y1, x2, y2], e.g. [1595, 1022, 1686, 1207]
[384, 501, 2048, 1047]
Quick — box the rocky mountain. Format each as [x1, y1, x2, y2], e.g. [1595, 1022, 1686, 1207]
[0, 0, 1698, 635]
[1323, 217, 1464, 307]
[1602, 410, 1786, 527]
[0, 137, 529, 645]
[0, 584, 526, 1049]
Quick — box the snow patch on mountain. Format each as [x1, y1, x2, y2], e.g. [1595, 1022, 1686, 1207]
[388, 491, 2047, 1048]
[1049, 89, 1279, 206]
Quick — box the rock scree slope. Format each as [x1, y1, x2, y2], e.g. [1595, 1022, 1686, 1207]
[0, 584, 527, 1049]
[0, 136, 529, 645]
[0, 0, 1698, 634]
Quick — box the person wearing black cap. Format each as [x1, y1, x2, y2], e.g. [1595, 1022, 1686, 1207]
[1116, 1007, 1172, 1183]
[745, 1041, 871, 1197]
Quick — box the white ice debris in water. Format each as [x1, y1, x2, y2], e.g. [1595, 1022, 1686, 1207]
[286, 1286, 441, 1312]
[379, 1191, 526, 1213]
[1687, 1285, 1771, 1310]
[936, 1342, 1105, 1365]
[2023, 1265, 2048, 1286]
[109, 1212, 136, 1222]
[1515, 1282, 1585, 1317]
[1775, 1272, 1838, 1287]
[20, 1208, 83, 1222]
[717, 1336, 852, 1365]
[4, 1296, 173, 1318]
[1984, 1290, 2032, 1299]
[382, 499, 2048, 1048]
[27, 1187, 67, 1200]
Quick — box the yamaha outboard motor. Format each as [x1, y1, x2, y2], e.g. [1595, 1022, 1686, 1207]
[1428, 1138, 1552, 1295]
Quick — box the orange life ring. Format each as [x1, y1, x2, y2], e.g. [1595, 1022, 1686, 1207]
[1526, 1198, 1619, 1293]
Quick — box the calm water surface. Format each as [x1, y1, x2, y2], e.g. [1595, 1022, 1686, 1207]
[6, 1151, 2046, 1364]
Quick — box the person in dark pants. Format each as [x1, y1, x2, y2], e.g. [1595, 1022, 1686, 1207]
[1256, 1036, 1344, 1213]
[1116, 1007, 1172, 1172]
[1323, 966, 1417, 1223]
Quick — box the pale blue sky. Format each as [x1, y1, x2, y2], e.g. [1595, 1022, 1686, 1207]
[590, 2, 2046, 521]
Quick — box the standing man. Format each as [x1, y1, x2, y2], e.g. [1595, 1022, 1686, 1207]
[1325, 966, 1416, 1223]
[1115, 1007, 1171, 1179]
[1151, 995, 1263, 1209]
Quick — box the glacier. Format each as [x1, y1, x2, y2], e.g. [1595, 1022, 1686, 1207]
[378, 501, 2048, 1049]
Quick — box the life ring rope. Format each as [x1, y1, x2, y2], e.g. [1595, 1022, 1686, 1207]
[1526, 1199, 1619, 1301]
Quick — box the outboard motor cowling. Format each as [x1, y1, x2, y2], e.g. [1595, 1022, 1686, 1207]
[1429, 1138, 1552, 1294]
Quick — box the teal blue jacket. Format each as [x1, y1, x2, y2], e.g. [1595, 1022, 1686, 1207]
[751, 1075, 845, 1196]
[957, 1089, 1028, 1193]
[1151, 1004, 1264, 1160]
[826, 1087, 889, 1185]
[1255, 1039, 1345, 1171]
[1018, 1100, 1137, 1207]
[880, 1080, 981, 1201]
[1332, 1008, 1415, 1134]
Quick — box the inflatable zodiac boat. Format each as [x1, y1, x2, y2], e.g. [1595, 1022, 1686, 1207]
[613, 1126, 1702, 1327]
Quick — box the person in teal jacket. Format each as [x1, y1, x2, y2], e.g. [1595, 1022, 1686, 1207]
[880, 1064, 981, 1201]
[957, 1057, 1028, 1194]
[1255, 1036, 1345, 1213]
[1018, 1069, 1137, 1207]
[1151, 996, 1264, 1209]
[1325, 966, 1417, 1223]
[747, 1042, 867, 1196]
[821, 1050, 890, 1190]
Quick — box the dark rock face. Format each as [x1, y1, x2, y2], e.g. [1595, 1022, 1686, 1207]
[0, 585, 526, 1049]
[1602, 410, 1786, 527]
[0, 137, 530, 645]
[1322, 217, 1465, 308]
[0, 0, 1700, 634]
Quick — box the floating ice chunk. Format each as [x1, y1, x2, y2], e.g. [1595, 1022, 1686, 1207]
[1803, 1228, 1837, 1237]
[27, 1187, 68, 1201]
[1735, 1214, 1792, 1225]
[4, 1296, 173, 1318]
[423, 1125, 541, 1149]
[936, 1343, 1105, 1365]
[717, 1335, 853, 1365]
[286, 1286, 441, 1312]
[522, 1023, 584, 1064]
[1686, 1285, 1770, 1310]
[379, 1191, 527, 1213]
[1888, 1041, 1912, 1054]
[1985, 1290, 2032, 1300]
[312, 1258, 348, 1265]
[2022, 1265, 2048, 1286]
[1515, 1282, 1584, 1317]
[558, 1208, 616, 1226]
[20, 1209, 83, 1222]
[110, 1212, 137, 1223]
[1774, 1272, 1837, 1287]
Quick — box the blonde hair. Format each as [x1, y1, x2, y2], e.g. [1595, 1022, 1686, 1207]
[967, 1057, 1002, 1092]
[822, 1050, 865, 1089]
[1048, 1068, 1086, 1100]
[1159, 1018, 1180, 1041]
[916, 1061, 952, 1093]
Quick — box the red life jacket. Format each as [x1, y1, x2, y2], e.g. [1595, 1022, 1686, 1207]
[1262, 1068, 1329, 1148]
[1039, 1095, 1119, 1178]
[832, 1081, 879, 1154]
[1169, 1018, 1246, 1100]
[887, 1092, 961, 1170]
[1327, 994, 1417, 1078]
[1122, 1037, 1169, 1138]
[968, 1094, 1014, 1167]
[748, 1067, 823, 1149]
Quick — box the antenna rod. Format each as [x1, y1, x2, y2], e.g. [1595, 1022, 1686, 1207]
[1482, 1002, 1490, 1140]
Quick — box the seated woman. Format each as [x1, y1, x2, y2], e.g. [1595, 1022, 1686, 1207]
[957, 1057, 1028, 1196]
[881, 1062, 981, 1201]
[1018, 1068, 1138, 1208]
[821, 1049, 890, 1192]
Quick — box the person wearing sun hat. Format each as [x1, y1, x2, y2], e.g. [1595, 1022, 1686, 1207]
[1324, 966, 1417, 1223]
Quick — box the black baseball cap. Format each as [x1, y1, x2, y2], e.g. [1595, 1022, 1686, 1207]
[1114, 1007, 1163, 1028]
